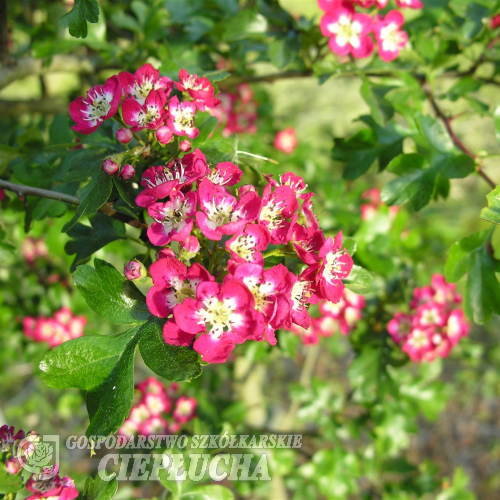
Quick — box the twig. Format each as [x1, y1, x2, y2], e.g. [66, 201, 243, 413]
[0, 179, 146, 229]
[424, 86, 496, 189]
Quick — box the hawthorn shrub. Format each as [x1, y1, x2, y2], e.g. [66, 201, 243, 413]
[1, 0, 500, 498]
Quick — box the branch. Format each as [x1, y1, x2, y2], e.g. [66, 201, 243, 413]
[0, 179, 146, 229]
[0, 98, 67, 115]
[424, 85, 496, 189]
[0, 55, 104, 90]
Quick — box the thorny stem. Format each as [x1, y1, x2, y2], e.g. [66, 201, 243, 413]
[0, 179, 147, 229]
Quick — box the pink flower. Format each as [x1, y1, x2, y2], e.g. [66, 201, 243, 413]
[167, 96, 199, 139]
[122, 89, 168, 132]
[69, 76, 121, 134]
[395, 0, 423, 9]
[374, 11, 408, 62]
[230, 263, 294, 332]
[207, 162, 244, 186]
[173, 280, 261, 363]
[163, 320, 197, 347]
[147, 257, 213, 318]
[196, 179, 261, 241]
[26, 467, 78, 500]
[320, 6, 374, 59]
[140, 416, 169, 436]
[274, 128, 298, 154]
[446, 309, 469, 346]
[318, 0, 342, 13]
[290, 323, 319, 345]
[289, 273, 315, 328]
[388, 312, 413, 343]
[179, 140, 192, 152]
[259, 184, 298, 244]
[147, 191, 197, 246]
[491, 14, 500, 29]
[226, 223, 271, 269]
[172, 396, 197, 423]
[176, 69, 221, 111]
[142, 392, 172, 416]
[118, 63, 173, 105]
[304, 232, 353, 303]
[0, 425, 25, 452]
[137, 377, 165, 394]
[135, 166, 179, 208]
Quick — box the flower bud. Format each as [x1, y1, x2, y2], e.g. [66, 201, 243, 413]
[158, 248, 176, 259]
[102, 158, 119, 176]
[156, 126, 173, 145]
[116, 128, 133, 144]
[179, 140, 192, 152]
[5, 457, 22, 475]
[119, 164, 136, 181]
[180, 236, 200, 254]
[124, 260, 147, 280]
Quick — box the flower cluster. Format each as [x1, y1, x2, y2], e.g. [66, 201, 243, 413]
[360, 188, 399, 220]
[286, 289, 365, 344]
[318, 0, 422, 61]
[388, 274, 469, 362]
[70, 64, 221, 180]
[274, 128, 298, 155]
[210, 84, 258, 136]
[23, 308, 86, 348]
[137, 151, 354, 363]
[119, 377, 196, 437]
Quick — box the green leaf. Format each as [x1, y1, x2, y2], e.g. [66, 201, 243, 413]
[65, 213, 126, 272]
[435, 153, 475, 179]
[359, 80, 390, 126]
[193, 116, 220, 146]
[180, 485, 235, 500]
[464, 246, 500, 324]
[138, 317, 202, 382]
[445, 231, 488, 283]
[446, 76, 482, 101]
[414, 112, 453, 154]
[84, 473, 118, 500]
[343, 265, 374, 295]
[59, 0, 100, 38]
[386, 153, 427, 175]
[201, 70, 231, 83]
[381, 167, 437, 211]
[86, 326, 141, 436]
[73, 259, 151, 324]
[334, 129, 379, 180]
[62, 171, 112, 232]
[480, 186, 500, 225]
[0, 145, 20, 175]
[39, 328, 139, 390]
[268, 33, 300, 70]
[0, 466, 24, 494]
[347, 347, 381, 403]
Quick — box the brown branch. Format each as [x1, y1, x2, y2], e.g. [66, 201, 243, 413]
[0, 179, 146, 229]
[0, 55, 104, 90]
[424, 85, 496, 189]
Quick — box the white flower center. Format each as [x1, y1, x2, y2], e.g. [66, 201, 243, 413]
[229, 233, 257, 261]
[164, 277, 199, 309]
[328, 16, 362, 48]
[82, 87, 112, 122]
[323, 251, 348, 285]
[291, 280, 312, 312]
[152, 197, 192, 233]
[380, 23, 405, 53]
[260, 200, 285, 230]
[196, 296, 242, 338]
[204, 198, 235, 229]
